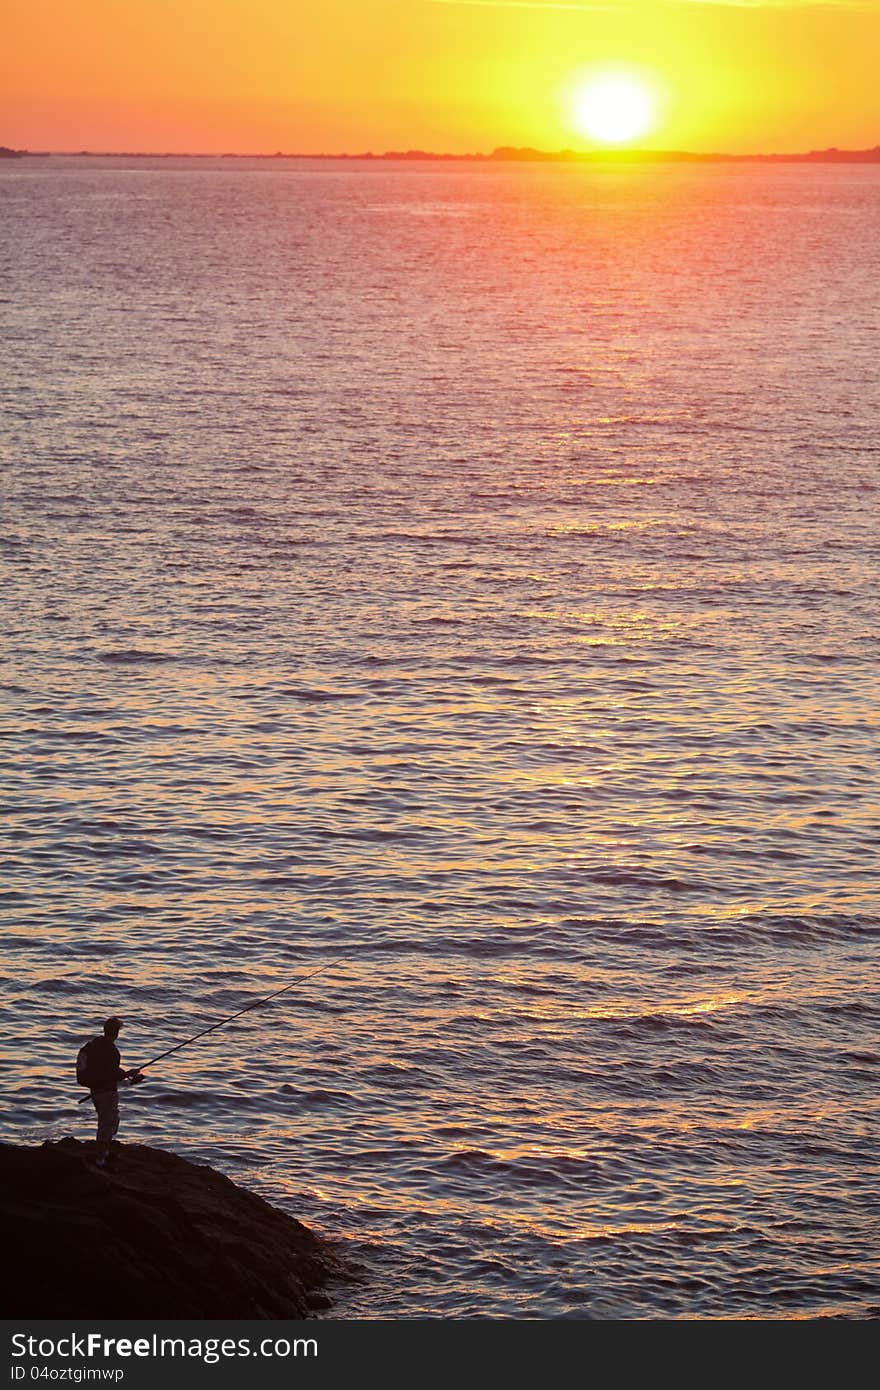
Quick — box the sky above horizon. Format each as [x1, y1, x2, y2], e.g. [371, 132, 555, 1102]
[2, 0, 879, 155]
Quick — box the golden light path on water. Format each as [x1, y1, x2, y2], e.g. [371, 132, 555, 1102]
[0, 155, 878, 1317]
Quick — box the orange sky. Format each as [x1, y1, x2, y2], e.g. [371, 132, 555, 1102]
[2, 0, 879, 154]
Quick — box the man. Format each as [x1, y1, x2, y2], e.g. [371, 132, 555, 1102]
[80, 1017, 142, 1168]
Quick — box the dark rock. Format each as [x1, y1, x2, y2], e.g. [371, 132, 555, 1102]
[1, 1138, 344, 1318]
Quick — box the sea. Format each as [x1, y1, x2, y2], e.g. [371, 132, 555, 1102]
[1, 155, 878, 1319]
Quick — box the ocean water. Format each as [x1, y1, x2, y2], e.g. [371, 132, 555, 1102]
[1, 156, 878, 1319]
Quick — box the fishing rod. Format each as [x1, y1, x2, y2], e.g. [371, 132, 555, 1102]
[78, 956, 344, 1103]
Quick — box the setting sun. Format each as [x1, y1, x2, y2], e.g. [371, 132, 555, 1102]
[571, 73, 657, 146]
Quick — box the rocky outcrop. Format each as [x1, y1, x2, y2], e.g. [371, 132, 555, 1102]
[1, 1138, 344, 1317]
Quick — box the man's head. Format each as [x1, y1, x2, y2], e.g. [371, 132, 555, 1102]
[103, 1016, 122, 1040]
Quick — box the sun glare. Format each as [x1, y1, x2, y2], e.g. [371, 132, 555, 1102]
[572, 74, 656, 146]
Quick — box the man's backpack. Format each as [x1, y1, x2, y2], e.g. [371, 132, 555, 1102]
[76, 1039, 99, 1088]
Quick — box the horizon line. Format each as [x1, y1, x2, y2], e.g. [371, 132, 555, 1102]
[4, 142, 880, 164]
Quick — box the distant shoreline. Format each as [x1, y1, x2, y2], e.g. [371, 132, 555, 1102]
[3, 143, 880, 164]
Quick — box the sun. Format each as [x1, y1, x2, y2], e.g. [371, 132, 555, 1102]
[571, 73, 656, 146]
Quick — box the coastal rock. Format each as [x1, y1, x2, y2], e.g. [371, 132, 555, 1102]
[1, 1138, 342, 1318]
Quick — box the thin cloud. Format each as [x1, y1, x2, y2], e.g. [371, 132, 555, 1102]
[427, 2, 615, 12]
[428, 0, 876, 11]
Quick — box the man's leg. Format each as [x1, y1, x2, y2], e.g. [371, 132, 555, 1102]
[92, 1091, 119, 1167]
[109, 1090, 120, 1146]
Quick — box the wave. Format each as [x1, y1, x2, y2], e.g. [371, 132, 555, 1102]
[95, 649, 177, 664]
